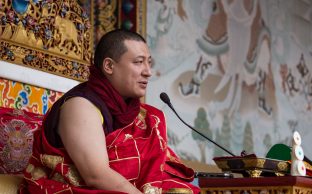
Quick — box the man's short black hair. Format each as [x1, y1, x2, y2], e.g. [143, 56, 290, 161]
[94, 29, 146, 68]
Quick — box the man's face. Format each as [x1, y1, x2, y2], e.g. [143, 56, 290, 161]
[110, 40, 152, 99]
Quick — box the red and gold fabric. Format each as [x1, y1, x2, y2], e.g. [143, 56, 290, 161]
[20, 104, 200, 193]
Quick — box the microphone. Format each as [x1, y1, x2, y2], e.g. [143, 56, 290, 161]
[160, 92, 235, 157]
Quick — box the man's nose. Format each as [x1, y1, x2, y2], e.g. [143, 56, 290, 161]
[143, 63, 152, 77]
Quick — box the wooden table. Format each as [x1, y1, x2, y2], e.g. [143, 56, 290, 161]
[199, 176, 312, 194]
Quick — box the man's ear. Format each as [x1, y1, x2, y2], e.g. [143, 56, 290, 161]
[102, 58, 114, 75]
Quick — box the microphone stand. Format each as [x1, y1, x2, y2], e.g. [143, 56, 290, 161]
[161, 93, 235, 157]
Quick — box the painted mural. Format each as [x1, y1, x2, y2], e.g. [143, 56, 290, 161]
[0, 77, 63, 115]
[146, 0, 312, 164]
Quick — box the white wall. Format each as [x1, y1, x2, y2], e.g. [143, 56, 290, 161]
[0, 61, 80, 93]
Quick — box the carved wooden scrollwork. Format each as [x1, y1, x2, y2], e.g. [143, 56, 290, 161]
[0, 0, 92, 81]
[0, 0, 146, 82]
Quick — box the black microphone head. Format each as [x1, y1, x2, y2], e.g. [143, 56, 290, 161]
[160, 92, 171, 105]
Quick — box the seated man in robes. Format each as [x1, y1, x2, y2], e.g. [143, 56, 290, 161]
[20, 29, 200, 194]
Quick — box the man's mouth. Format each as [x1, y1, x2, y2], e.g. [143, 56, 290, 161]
[139, 81, 148, 88]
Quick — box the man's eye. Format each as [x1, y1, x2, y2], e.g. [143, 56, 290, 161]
[134, 61, 143, 64]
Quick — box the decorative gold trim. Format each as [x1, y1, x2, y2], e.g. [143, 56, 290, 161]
[162, 179, 193, 191]
[247, 169, 262, 177]
[293, 186, 312, 194]
[65, 165, 83, 186]
[136, 107, 147, 130]
[143, 183, 162, 194]
[40, 154, 64, 170]
[28, 166, 47, 180]
[109, 156, 140, 163]
[277, 161, 289, 171]
[214, 160, 229, 169]
[164, 188, 193, 194]
[51, 172, 66, 183]
[214, 157, 291, 177]
[275, 172, 285, 176]
[136, 0, 146, 37]
[244, 158, 265, 168]
[94, 1, 117, 42]
[200, 186, 312, 194]
[304, 161, 312, 171]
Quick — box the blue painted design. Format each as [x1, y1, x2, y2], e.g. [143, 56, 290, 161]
[12, 0, 30, 14]
[44, 28, 52, 40]
[72, 62, 78, 69]
[81, 12, 88, 19]
[25, 55, 35, 62]
[76, 23, 85, 31]
[42, 93, 48, 114]
[22, 18, 27, 27]
[14, 17, 20, 24]
[19, 91, 28, 105]
[1, 16, 7, 24]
